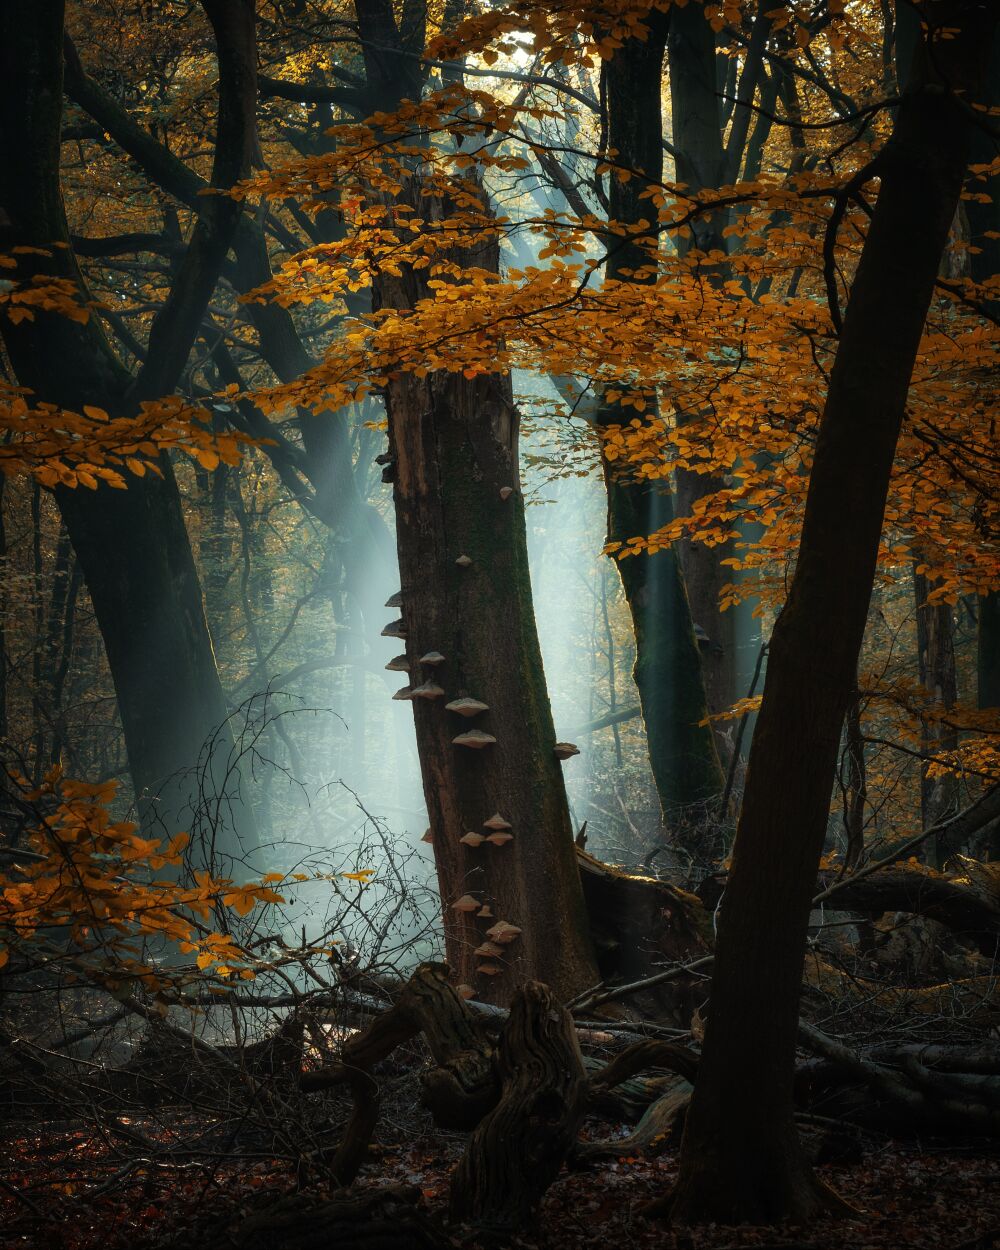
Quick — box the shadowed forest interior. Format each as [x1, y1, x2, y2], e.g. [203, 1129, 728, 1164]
[0, 0, 999, 1247]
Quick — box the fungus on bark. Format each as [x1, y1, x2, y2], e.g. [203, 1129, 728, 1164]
[453, 730, 497, 749]
[451, 894, 480, 913]
[446, 698, 489, 717]
[411, 682, 445, 700]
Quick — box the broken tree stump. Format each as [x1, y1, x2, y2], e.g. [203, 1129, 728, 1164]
[450, 981, 586, 1233]
[303, 963, 497, 1184]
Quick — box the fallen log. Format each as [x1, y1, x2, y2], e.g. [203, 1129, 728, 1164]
[575, 1083, 692, 1162]
[798, 1020, 1000, 1135]
[814, 867, 1000, 957]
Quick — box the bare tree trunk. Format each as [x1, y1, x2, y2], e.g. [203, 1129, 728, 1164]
[913, 568, 959, 861]
[662, 3, 996, 1223]
[598, 12, 725, 835]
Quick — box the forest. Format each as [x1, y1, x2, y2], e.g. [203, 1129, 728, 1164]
[0, 0, 998, 1246]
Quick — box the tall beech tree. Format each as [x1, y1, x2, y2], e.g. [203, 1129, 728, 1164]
[597, 11, 726, 828]
[661, 0, 998, 1222]
[0, 0, 261, 863]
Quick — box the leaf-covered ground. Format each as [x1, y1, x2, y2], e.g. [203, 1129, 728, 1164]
[4, 1125, 999, 1250]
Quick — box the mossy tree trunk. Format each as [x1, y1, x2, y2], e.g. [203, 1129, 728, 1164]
[664, 2, 997, 1223]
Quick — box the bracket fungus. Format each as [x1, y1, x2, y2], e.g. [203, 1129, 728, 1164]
[420, 828, 434, 844]
[445, 697, 489, 717]
[482, 813, 512, 831]
[451, 894, 480, 913]
[384, 590, 404, 608]
[455, 984, 476, 1000]
[554, 742, 581, 760]
[499, 486, 514, 501]
[476, 963, 503, 976]
[381, 619, 407, 639]
[453, 730, 496, 749]
[454, 554, 473, 567]
[392, 686, 414, 701]
[385, 654, 410, 673]
[477, 903, 494, 918]
[460, 831, 486, 847]
[473, 941, 505, 959]
[418, 651, 446, 666]
[410, 681, 445, 700]
[485, 921, 522, 945]
[486, 832, 514, 847]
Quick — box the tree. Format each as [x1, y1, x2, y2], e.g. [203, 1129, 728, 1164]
[354, 0, 600, 1001]
[0, 0, 261, 866]
[661, 1, 998, 1223]
[596, 7, 726, 832]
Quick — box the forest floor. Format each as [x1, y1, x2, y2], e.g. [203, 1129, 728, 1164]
[3, 1120, 999, 1250]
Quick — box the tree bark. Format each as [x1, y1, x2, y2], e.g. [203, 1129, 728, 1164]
[668, 1, 739, 734]
[354, 1, 598, 1003]
[664, 2, 997, 1224]
[598, 11, 725, 831]
[913, 567, 959, 860]
[449, 981, 587, 1232]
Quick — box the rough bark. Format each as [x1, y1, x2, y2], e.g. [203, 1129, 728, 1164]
[598, 12, 725, 828]
[354, 0, 598, 1003]
[449, 981, 587, 1232]
[664, 3, 997, 1224]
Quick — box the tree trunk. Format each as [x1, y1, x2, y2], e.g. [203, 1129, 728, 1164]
[352, 0, 597, 1003]
[913, 567, 959, 860]
[382, 318, 597, 1001]
[598, 12, 725, 832]
[965, 26, 1000, 726]
[664, 2, 996, 1223]
[0, 0, 261, 864]
[668, 1, 740, 734]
